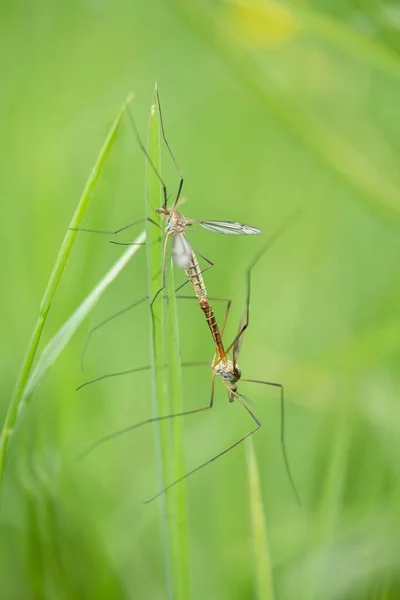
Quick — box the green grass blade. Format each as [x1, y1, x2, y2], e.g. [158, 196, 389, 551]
[145, 84, 190, 600]
[145, 85, 173, 599]
[0, 94, 133, 496]
[168, 266, 190, 599]
[23, 232, 145, 400]
[246, 438, 275, 600]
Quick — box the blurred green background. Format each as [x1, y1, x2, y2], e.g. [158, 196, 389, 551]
[1, 0, 400, 598]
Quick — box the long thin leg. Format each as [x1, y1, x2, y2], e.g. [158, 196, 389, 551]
[110, 235, 162, 247]
[177, 295, 231, 321]
[109, 242, 145, 246]
[160, 232, 170, 291]
[144, 389, 260, 504]
[76, 361, 210, 391]
[69, 216, 162, 237]
[155, 89, 184, 209]
[125, 107, 170, 209]
[220, 296, 232, 339]
[80, 291, 231, 373]
[77, 374, 215, 463]
[241, 378, 301, 506]
[209, 294, 232, 368]
[218, 216, 298, 368]
[150, 232, 170, 307]
[80, 296, 149, 371]
[77, 365, 152, 391]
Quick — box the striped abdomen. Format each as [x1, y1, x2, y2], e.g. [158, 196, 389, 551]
[185, 251, 207, 299]
[199, 297, 225, 361]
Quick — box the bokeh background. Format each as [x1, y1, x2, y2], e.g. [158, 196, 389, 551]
[1, 1, 400, 598]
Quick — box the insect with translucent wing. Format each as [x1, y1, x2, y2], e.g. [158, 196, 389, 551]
[74, 89, 261, 368]
[71, 89, 261, 289]
[77, 217, 301, 505]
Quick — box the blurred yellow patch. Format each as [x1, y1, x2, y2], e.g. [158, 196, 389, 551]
[225, 0, 299, 47]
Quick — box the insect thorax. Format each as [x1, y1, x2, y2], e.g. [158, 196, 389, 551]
[165, 209, 185, 233]
[214, 359, 241, 384]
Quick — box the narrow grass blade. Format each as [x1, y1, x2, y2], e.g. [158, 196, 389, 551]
[23, 232, 145, 400]
[145, 86, 173, 600]
[0, 94, 133, 495]
[246, 438, 275, 600]
[168, 266, 190, 598]
[145, 84, 190, 600]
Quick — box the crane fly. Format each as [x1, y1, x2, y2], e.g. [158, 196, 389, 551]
[77, 216, 301, 506]
[74, 89, 260, 368]
[144, 214, 301, 504]
[70, 89, 261, 294]
[122, 88, 261, 291]
[71, 90, 299, 501]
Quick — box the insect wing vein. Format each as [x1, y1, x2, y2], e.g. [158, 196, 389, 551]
[198, 220, 261, 235]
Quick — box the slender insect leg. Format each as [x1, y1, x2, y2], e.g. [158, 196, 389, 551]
[156, 233, 170, 299]
[176, 295, 231, 318]
[76, 360, 209, 391]
[109, 219, 163, 245]
[80, 289, 229, 374]
[77, 373, 216, 463]
[79, 292, 231, 388]
[144, 388, 260, 504]
[241, 378, 301, 506]
[77, 365, 152, 391]
[80, 296, 149, 372]
[218, 220, 295, 367]
[110, 234, 162, 247]
[69, 216, 162, 238]
[125, 107, 170, 209]
[155, 89, 184, 208]
[219, 295, 232, 339]
[149, 233, 170, 312]
[209, 293, 233, 367]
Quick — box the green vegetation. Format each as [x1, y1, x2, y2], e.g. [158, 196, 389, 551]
[1, 1, 399, 598]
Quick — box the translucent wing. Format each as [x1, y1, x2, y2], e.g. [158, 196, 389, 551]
[197, 220, 262, 235]
[172, 233, 193, 268]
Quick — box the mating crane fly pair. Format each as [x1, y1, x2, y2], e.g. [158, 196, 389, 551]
[73, 90, 300, 505]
